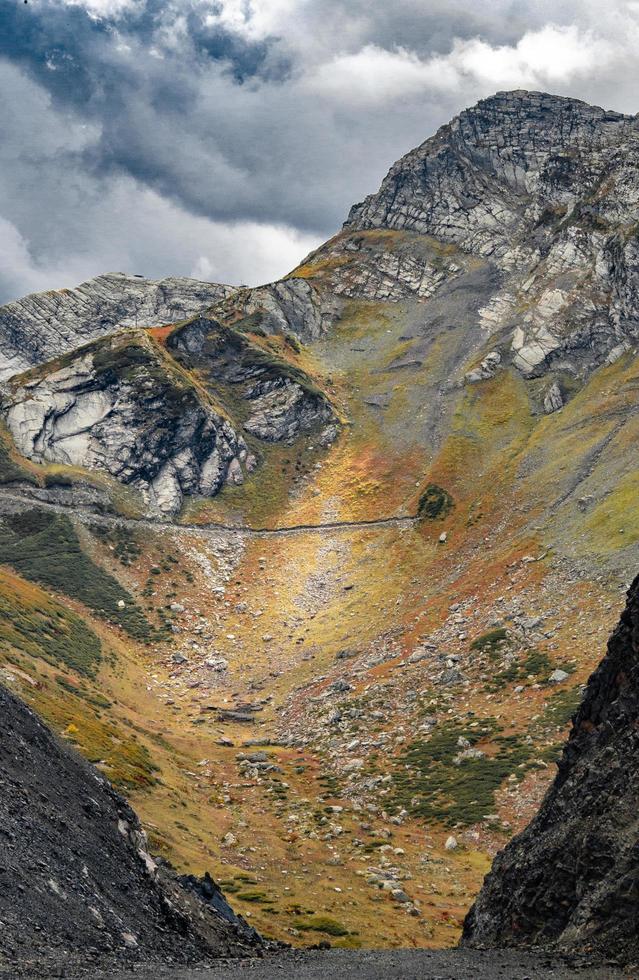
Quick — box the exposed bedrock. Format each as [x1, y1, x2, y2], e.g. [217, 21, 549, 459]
[463, 573, 639, 964]
[0, 273, 235, 381]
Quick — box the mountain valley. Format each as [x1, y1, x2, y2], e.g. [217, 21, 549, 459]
[2, 90, 639, 970]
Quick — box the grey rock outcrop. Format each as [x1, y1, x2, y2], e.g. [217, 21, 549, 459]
[0, 681, 257, 974]
[3, 332, 250, 516]
[298, 232, 463, 303]
[213, 277, 334, 343]
[543, 381, 564, 414]
[463, 573, 639, 964]
[0, 273, 235, 381]
[168, 315, 338, 443]
[465, 351, 502, 385]
[338, 91, 639, 390]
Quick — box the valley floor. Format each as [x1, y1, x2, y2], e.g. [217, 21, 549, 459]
[52, 949, 630, 980]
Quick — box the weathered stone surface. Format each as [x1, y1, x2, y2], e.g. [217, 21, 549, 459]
[3, 332, 249, 516]
[0, 273, 235, 381]
[543, 381, 564, 414]
[300, 232, 463, 303]
[339, 91, 639, 391]
[168, 315, 338, 443]
[213, 277, 334, 343]
[463, 574, 639, 963]
[346, 91, 633, 252]
[243, 377, 336, 442]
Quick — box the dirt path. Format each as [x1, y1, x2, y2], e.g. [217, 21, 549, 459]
[0, 489, 419, 539]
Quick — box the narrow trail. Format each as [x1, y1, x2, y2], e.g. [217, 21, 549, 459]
[0, 489, 420, 539]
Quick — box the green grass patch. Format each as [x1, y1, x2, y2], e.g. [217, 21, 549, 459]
[0, 434, 36, 486]
[0, 509, 154, 641]
[236, 890, 270, 903]
[89, 523, 142, 566]
[470, 628, 509, 654]
[0, 582, 102, 677]
[536, 686, 583, 731]
[484, 648, 553, 691]
[294, 915, 349, 937]
[392, 720, 535, 827]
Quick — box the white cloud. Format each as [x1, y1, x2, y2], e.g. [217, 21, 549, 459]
[452, 25, 614, 88]
[0, 181, 321, 304]
[307, 44, 459, 105]
[309, 25, 615, 106]
[186, 219, 320, 286]
[0, 215, 101, 300]
[203, 0, 300, 41]
[60, 0, 137, 18]
[8, 1, 639, 305]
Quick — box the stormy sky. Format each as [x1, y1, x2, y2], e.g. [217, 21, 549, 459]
[1, 0, 638, 302]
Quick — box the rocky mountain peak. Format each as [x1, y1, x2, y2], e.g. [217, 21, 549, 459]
[327, 90, 639, 391]
[452, 90, 632, 168]
[345, 90, 636, 244]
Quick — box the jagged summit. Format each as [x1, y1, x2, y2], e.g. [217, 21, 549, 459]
[0, 272, 235, 381]
[345, 89, 636, 243]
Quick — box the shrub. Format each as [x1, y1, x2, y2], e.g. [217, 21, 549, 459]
[417, 484, 453, 520]
[470, 627, 508, 653]
[0, 589, 101, 677]
[236, 890, 270, 903]
[284, 332, 302, 353]
[392, 720, 534, 827]
[0, 438, 36, 486]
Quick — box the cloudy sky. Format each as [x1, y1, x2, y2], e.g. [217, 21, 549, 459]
[1, 0, 638, 303]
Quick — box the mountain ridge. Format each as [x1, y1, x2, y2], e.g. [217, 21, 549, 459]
[2, 88, 639, 961]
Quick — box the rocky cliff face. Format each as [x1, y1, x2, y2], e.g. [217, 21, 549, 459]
[463, 575, 639, 963]
[0, 273, 235, 381]
[0, 681, 256, 975]
[211, 278, 336, 344]
[2, 332, 252, 516]
[320, 91, 639, 400]
[2, 322, 338, 516]
[168, 315, 338, 444]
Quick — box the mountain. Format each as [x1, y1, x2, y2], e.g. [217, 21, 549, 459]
[463, 573, 639, 963]
[2, 327, 336, 515]
[0, 681, 259, 976]
[0, 273, 235, 380]
[1, 89, 639, 958]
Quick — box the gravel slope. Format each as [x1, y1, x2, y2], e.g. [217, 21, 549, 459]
[98, 949, 628, 980]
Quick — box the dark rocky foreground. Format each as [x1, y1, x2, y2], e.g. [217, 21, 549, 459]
[463, 572, 639, 962]
[83, 948, 627, 980]
[0, 683, 259, 978]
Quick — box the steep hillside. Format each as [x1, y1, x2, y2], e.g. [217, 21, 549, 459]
[1, 327, 337, 516]
[0, 273, 235, 380]
[300, 91, 639, 408]
[1, 89, 639, 956]
[0, 681, 258, 977]
[463, 573, 639, 963]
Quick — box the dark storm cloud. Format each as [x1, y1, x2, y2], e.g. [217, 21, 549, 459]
[0, 0, 287, 103]
[0, 0, 636, 302]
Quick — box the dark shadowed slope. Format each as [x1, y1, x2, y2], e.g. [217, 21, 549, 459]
[0, 682, 259, 977]
[463, 573, 639, 964]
